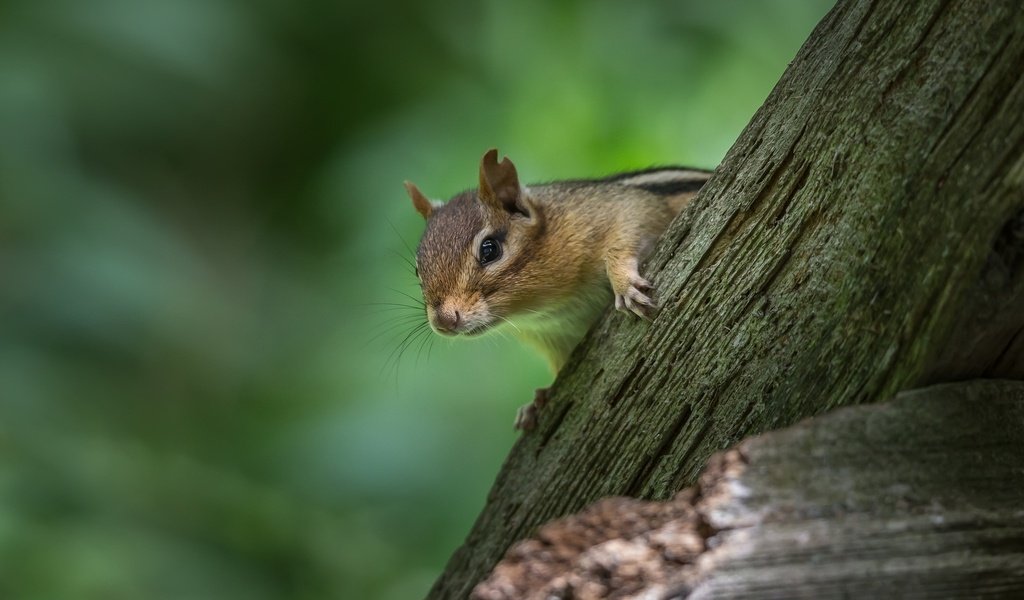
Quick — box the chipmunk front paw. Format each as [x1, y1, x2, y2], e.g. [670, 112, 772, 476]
[609, 258, 656, 320]
[514, 387, 550, 431]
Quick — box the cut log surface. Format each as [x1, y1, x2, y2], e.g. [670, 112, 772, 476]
[429, 0, 1024, 596]
[472, 380, 1024, 599]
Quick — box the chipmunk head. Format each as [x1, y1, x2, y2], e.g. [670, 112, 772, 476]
[406, 149, 546, 337]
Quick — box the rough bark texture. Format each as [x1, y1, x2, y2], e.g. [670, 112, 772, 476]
[430, 1, 1024, 597]
[472, 381, 1024, 599]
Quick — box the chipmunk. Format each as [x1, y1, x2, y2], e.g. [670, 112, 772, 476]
[405, 149, 712, 430]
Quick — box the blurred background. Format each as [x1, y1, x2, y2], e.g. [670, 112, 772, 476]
[0, 1, 833, 598]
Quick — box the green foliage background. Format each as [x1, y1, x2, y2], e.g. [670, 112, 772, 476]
[0, 1, 833, 598]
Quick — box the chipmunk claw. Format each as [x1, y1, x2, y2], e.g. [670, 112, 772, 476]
[614, 277, 656, 320]
[514, 387, 550, 431]
[609, 257, 656, 320]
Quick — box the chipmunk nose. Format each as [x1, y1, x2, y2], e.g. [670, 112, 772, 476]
[433, 309, 461, 334]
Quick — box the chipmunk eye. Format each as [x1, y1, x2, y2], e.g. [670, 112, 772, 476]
[479, 237, 501, 265]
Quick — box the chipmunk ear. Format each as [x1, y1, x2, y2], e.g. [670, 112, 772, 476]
[404, 181, 441, 220]
[479, 148, 534, 219]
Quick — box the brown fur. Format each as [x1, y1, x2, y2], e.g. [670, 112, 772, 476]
[408, 150, 712, 373]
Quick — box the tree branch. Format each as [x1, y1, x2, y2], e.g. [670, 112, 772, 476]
[473, 380, 1024, 599]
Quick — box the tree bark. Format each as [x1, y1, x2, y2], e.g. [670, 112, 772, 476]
[430, 1, 1024, 597]
[472, 380, 1024, 599]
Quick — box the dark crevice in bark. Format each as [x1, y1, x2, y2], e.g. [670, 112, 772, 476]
[607, 361, 646, 408]
[927, 34, 1013, 163]
[536, 400, 573, 452]
[623, 404, 692, 497]
[991, 328, 1024, 373]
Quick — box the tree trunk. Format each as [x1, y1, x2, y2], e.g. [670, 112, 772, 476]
[429, 1, 1024, 597]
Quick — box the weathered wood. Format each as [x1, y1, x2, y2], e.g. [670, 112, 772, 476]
[430, 1, 1024, 597]
[472, 381, 1024, 599]
[690, 380, 1024, 599]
